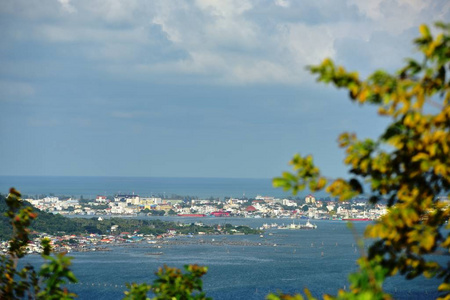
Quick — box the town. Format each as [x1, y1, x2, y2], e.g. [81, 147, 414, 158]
[24, 193, 389, 220]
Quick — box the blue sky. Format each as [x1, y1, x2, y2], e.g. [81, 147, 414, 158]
[0, 0, 448, 179]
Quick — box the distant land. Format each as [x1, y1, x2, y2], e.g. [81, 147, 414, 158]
[0, 175, 326, 199]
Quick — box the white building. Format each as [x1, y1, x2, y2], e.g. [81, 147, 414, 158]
[95, 196, 108, 203]
[282, 199, 298, 207]
[114, 194, 140, 205]
[305, 195, 316, 204]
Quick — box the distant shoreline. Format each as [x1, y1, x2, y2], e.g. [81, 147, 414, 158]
[0, 175, 322, 199]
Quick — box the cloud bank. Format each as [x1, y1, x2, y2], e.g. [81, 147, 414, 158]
[2, 0, 448, 87]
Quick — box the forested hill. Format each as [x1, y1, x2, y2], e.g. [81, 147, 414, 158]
[0, 193, 82, 240]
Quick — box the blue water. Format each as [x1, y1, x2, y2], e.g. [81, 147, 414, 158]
[22, 218, 444, 300]
[0, 176, 320, 199]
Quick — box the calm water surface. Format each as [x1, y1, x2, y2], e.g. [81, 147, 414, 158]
[23, 218, 443, 299]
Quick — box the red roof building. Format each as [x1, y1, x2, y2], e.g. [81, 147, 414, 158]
[245, 205, 257, 212]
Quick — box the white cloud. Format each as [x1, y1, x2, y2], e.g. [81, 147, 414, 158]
[2, 0, 449, 85]
[195, 0, 253, 17]
[58, 0, 76, 14]
[283, 23, 336, 66]
[348, 0, 449, 34]
[274, 0, 290, 8]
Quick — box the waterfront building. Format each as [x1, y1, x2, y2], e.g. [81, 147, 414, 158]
[95, 195, 107, 203]
[245, 205, 257, 213]
[282, 199, 297, 207]
[305, 195, 316, 204]
[114, 194, 140, 205]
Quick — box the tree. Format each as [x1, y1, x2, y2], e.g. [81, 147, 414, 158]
[150, 210, 165, 216]
[124, 265, 210, 300]
[141, 208, 151, 214]
[273, 22, 449, 299]
[0, 188, 78, 299]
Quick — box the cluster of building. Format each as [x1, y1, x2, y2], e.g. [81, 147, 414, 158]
[25, 193, 389, 220]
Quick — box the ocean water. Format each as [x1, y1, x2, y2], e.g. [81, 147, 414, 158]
[22, 218, 444, 300]
[0, 176, 319, 199]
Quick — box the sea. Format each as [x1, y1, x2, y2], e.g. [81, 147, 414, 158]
[2, 176, 445, 299]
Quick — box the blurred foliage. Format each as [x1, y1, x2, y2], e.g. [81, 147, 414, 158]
[123, 264, 211, 300]
[0, 188, 78, 299]
[273, 22, 450, 299]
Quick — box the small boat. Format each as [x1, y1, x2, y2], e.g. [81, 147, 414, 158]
[261, 223, 270, 229]
[299, 220, 317, 229]
[277, 220, 317, 230]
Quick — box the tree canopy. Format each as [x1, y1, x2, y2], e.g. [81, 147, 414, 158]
[274, 22, 450, 299]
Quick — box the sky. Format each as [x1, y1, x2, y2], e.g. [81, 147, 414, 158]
[0, 0, 449, 179]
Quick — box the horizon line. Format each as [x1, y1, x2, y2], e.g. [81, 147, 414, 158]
[0, 175, 274, 180]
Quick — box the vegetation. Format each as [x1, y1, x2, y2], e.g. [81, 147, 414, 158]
[0, 188, 78, 299]
[273, 22, 449, 299]
[124, 265, 210, 300]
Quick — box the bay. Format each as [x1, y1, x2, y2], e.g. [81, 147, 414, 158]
[23, 217, 443, 299]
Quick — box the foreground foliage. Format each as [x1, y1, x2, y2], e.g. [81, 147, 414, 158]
[273, 22, 450, 299]
[0, 188, 78, 299]
[124, 265, 210, 300]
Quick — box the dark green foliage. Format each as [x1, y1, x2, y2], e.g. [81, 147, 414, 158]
[123, 264, 211, 300]
[0, 188, 78, 299]
[273, 22, 450, 299]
